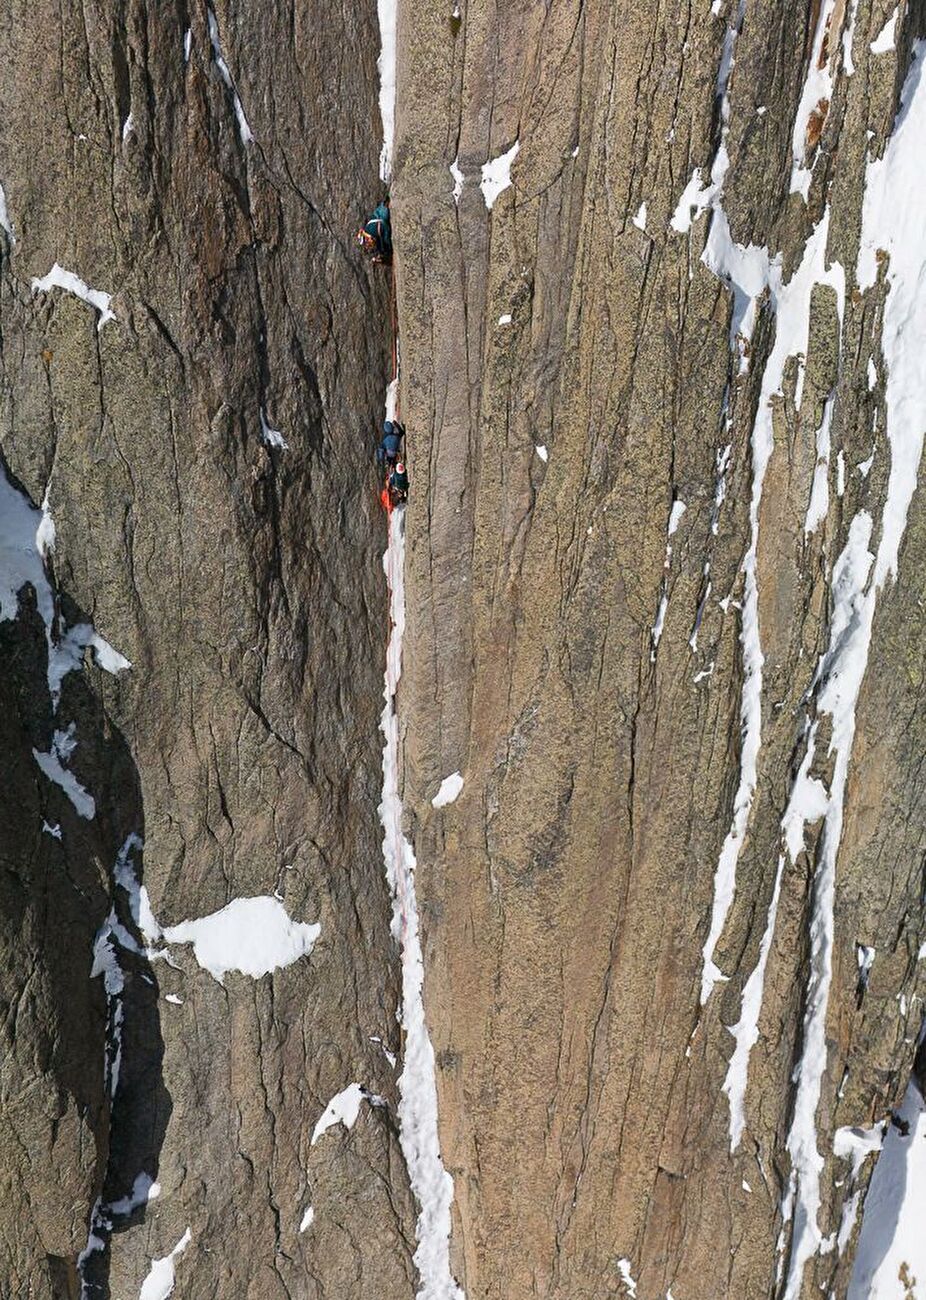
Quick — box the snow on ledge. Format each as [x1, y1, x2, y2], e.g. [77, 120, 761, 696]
[139, 1228, 192, 1300]
[260, 409, 289, 450]
[432, 771, 464, 808]
[154, 896, 320, 984]
[32, 264, 114, 329]
[481, 140, 519, 210]
[311, 1083, 369, 1144]
[870, 7, 898, 54]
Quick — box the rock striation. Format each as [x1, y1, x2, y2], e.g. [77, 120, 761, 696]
[0, 2, 414, 1296]
[3, 0, 926, 1297]
[394, 0, 926, 1296]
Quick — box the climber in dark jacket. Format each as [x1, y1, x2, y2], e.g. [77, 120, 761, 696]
[357, 199, 392, 263]
[377, 420, 405, 467]
[389, 461, 409, 499]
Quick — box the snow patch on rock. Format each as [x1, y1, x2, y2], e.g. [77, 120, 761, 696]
[311, 1083, 369, 1144]
[481, 141, 519, 210]
[139, 1228, 192, 1300]
[850, 1086, 926, 1295]
[432, 772, 464, 808]
[260, 409, 289, 450]
[450, 157, 464, 204]
[0, 181, 14, 241]
[870, 7, 898, 54]
[32, 263, 114, 329]
[790, 0, 838, 197]
[155, 896, 320, 985]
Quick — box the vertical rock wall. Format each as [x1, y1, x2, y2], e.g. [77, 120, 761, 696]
[395, 0, 926, 1296]
[0, 1, 416, 1296]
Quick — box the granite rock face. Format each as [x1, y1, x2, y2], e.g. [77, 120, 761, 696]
[3, 0, 926, 1298]
[0, 2, 414, 1297]
[394, 0, 926, 1296]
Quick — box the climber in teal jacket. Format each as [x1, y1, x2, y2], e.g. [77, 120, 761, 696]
[357, 199, 392, 263]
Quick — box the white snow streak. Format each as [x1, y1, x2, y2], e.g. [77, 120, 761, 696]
[632, 201, 648, 231]
[790, 0, 837, 198]
[617, 1258, 638, 1297]
[723, 725, 827, 1149]
[48, 622, 131, 701]
[480, 141, 519, 210]
[835, 1121, 885, 1181]
[805, 394, 835, 533]
[780, 511, 874, 1294]
[377, 0, 398, 180]
[376, 25, 461, 1281]
[380, 513, 464, 1299]
[109, 1172, 160, 1217]
[299, 1205, 315, 1232]
[670, 2, 743, 234]
[33, 745, 96, 819]
[139, 1228, 192, 1300]
[701, 210, 845, 1005]
[385, 377, 399, 423]
[856, 943, 876, 988]
[779, 47, 926, 1291]
[450, 157, 464, 204]
[857, 44, 926, 585]
[207, 8, 253, 146]
[650, 499, 686, 659]
[32, 264, 114, 329]
[0, 182, 14, 242]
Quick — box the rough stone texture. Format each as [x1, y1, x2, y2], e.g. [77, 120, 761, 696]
[0, 1, 415, 1297]
[395, 0, 926, 1297]
[4, 0, 926, 1297]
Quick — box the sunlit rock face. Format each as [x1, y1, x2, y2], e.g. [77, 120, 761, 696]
[393, 3, 926, 1297]
[0, 3, 415, 1296]
[3, 1, 926, 1298]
